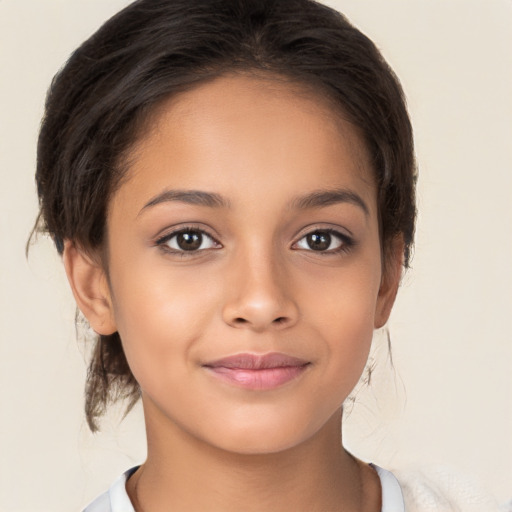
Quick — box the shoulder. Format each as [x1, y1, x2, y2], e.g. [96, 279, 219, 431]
[393, 466, 502, 512]
[82, 467, 138, 512]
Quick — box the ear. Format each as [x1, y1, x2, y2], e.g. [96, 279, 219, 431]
[374, 236, 404, 329]
[62, 240, 117, 335]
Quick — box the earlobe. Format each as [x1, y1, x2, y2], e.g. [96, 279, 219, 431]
[374, 236, 404, 329]
[62, 240, 117, 335]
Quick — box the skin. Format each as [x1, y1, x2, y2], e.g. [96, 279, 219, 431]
[64, 73, 403, 511]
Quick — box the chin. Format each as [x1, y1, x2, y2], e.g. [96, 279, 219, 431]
[199, 409, 333, 457]
[214, 430, 308, 456]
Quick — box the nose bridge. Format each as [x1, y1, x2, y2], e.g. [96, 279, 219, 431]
[222, 239, 298, 331]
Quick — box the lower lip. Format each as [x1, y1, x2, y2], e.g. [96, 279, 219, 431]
[205, 365, 309, 390]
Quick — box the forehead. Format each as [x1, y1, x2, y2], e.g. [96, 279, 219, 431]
[113, 73, 376, 216]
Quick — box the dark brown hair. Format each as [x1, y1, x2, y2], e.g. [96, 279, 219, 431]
[34, 0, 416, 431]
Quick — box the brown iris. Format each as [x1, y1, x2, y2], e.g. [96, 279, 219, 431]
[306, 231, 331, 251]
[176, 231, 203, 251]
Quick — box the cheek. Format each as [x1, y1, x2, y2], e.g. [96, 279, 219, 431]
[302, 258, 381, 381]
[108, 261, 220, 386]
[303, 251, 382, 329]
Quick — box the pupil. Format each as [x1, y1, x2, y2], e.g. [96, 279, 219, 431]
[177, 231, 202, 251]
[307, 231, 330, 251]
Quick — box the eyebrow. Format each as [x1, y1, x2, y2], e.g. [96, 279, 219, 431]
[139, 189, 230, 214]
[139, 187, 369, 216]
[290, 188, 369, 216]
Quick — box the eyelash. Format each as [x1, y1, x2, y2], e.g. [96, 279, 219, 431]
[155, 227, 355, 256]
[155, 227, 221, 255]
[292, 228, 355, 255]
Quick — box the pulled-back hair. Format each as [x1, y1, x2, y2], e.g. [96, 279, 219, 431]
[34, 0, 416, 431]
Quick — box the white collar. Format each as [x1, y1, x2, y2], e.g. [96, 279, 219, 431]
[84, 464, 405, 512]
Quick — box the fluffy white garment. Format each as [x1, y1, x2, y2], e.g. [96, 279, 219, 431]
[395, 466, 504, 512]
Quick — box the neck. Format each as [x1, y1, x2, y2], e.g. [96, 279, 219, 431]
[127, 402, 379, 512]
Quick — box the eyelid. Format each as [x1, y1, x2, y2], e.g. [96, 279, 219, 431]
[291, 223, 353, 243]
[155, 225, 222, 253]
[291, 226, 355, 254]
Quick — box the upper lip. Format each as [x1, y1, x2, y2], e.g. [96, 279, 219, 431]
[203, 352, 310, 370]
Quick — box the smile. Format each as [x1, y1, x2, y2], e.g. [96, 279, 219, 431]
[203, 353, 311, 391]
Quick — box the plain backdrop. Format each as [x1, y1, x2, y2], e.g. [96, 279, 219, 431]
[1, 1, 511, 510]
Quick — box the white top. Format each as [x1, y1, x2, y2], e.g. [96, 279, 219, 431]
[83, 464, 405, 512]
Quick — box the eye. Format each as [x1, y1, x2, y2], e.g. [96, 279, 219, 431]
[157, 228, 220, 252]
[294, 229, 350, 253]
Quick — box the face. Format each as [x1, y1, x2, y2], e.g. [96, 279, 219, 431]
[95, 74, 399, 454]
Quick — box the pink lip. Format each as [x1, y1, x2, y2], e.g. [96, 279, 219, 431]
[203, 353, 310, 390]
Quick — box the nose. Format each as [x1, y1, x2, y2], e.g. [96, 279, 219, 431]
[222, 250, 299, 332]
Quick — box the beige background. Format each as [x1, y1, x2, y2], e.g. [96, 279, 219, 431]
[1, 0, 511, 510]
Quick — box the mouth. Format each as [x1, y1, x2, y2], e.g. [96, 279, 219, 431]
[202, 352, 311, 390]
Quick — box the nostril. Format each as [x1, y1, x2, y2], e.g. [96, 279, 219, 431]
[273, 317, 287, 324]
[234, 317, 248, 324]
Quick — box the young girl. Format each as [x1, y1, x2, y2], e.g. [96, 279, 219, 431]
[31, 0, 499, 511]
